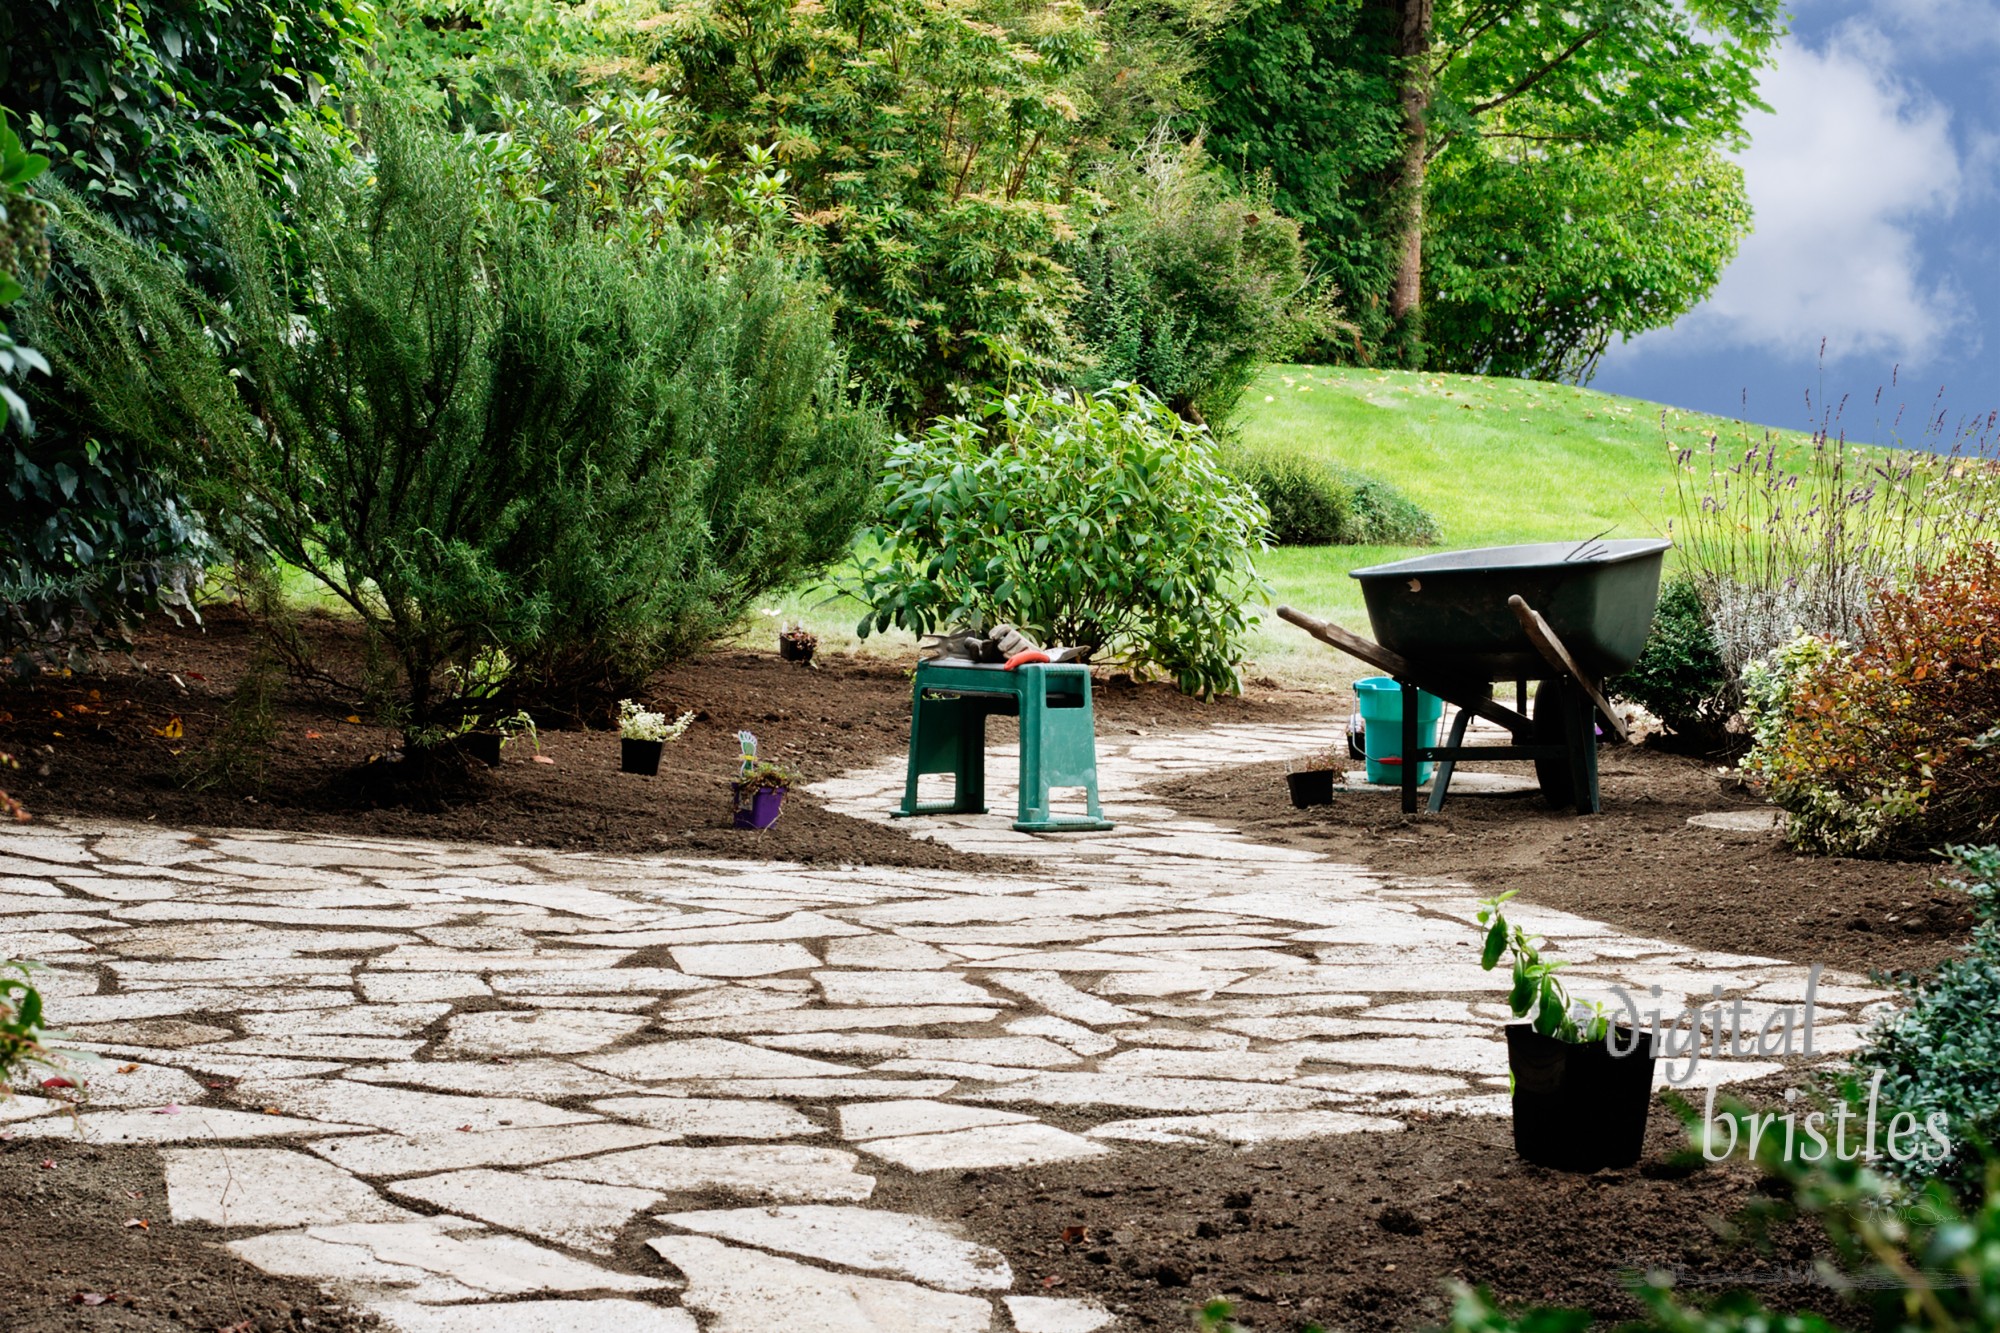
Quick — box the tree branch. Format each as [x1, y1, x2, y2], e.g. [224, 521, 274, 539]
[1467, 25, 1604, 118]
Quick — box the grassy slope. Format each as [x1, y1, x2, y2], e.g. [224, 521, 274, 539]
[747, 364, 1813, 685]
[1234, 365, 1814, 681]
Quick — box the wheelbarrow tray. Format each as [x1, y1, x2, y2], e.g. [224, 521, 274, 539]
[1350, 539, 1670, 682]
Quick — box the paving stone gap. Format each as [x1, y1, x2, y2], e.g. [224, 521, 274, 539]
[0, 721, 1888, 1331]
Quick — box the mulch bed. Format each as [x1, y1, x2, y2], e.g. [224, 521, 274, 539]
[0, 1138, 380, 1333]
[0, 605, 1314, 866]
[909, 1074, 1855, 1332]
[1150, 746, 1971, 980]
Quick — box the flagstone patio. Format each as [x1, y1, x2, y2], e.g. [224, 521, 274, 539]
[0, 720, 1890, 1331]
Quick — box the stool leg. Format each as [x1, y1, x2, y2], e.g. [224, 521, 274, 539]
[1016, 671, 1049, 828]
[955, 701, 988, 813]
[898, 677, 927, 816]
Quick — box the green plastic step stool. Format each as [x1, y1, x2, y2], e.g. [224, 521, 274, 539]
[893, 660, 1113, 832]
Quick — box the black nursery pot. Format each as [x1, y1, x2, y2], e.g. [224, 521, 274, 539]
[620, 737, 664, 776]
[462, 732, 503, 767]
[1506, 1024, 1658, 1172]
[1286, 769, 1337, 809]
[778, 633, 815, 664]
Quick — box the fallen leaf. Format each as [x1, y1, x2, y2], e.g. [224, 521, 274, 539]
[153, 716, 183, 740]
[117, 1063, 140, 1074]
[456, 1124, 474, 1132]
[125, 1190, 144, 1199]
[39, 1077, 77, 1090]
[123, 1217, 149, 1230]
[185, 671, 206, 681]
[263, 1106, 282, 1115]
[344, 714, 362, 724]
[151, 1103, 182, 1115]
[39, 1159, 55, 1170]
[1042, 1274, 1065, 1288]
[1060, 1225, 1086, 1244]
[72, 1293, 109, 1306]
[205, 1080, 233, 1090]
[532, 754, 555, 765]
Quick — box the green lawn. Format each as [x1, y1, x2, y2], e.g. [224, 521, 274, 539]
[755, 365, 1811, 687]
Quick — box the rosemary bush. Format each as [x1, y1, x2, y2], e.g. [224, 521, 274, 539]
[28, 104, 879, 749]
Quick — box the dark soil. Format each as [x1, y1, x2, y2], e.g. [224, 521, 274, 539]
[901, 1074, 1856, 1333]
[0, 1137, 378, 1332]
[1152, 746, 1972, 979]
[0, 606, 1312, 866]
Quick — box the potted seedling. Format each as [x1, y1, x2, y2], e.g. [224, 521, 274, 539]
[778, 623, 818, 665]
[1477, 891, 1657, 1172]
[462, 710, 538, 767]
[1285, 748, 1342, 808]
[618, 700, 695, 776]
[731, 730, 793, 829]
[453, 650, 517, 766]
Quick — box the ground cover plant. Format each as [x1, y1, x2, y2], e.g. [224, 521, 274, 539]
[26, 103, 880, 758]
[856, 382, 1268, 696]
[1847, 844, 2000, 1205]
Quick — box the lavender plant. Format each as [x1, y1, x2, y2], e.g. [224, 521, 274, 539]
[1667, 379, 2000, 684]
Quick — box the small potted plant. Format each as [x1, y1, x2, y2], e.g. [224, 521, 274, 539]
[618, 700, 695, 776]
[1476, 891, 1657, 1172]
[778, 623, 818, 665]
[463, 710, 537, 767]
[1285, 748, 1342, 808]
[730, 730, 792, 828]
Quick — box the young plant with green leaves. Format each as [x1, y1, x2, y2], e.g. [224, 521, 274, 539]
[1476, 891, 1607, 1044]
[0, 960, 56, 1096]
[856, 383, 1269, 697]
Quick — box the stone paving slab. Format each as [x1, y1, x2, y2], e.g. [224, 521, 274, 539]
[0, 718, 1879, 1331]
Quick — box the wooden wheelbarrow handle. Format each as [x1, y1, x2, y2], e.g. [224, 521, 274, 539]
[1505, 595, 1629, 743]
[1274, 605, 1527, 734]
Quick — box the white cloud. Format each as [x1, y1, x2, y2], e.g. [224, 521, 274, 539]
[1633, 27, 1966, 363]
[1839, 0, 2000, 56]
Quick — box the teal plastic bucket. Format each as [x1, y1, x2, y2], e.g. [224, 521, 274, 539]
[1353, 677, 1444, 785]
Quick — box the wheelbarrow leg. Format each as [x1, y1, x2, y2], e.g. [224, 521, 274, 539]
[1564, 679, 1601, 815]
[1427, 705, 1474, 813]
[1400, 682, 1420, 815]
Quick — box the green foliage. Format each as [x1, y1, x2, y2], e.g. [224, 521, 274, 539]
[0, 960, 55, 1095]
[1067, 135, 1331, 425]
[1198, 0, 1782, 372]
[1, 107, 52, 434]
[1424, 134, 1751, 383]
[477, 89, 795, 257]
[629, 0, 1098, 423]
[0, 0, 369, 264]
[1196, 0, 1402, 359]
[1475, 891, 1606, 1045]
[1740, 547, 2000, 857]
[1856, 845, 2000, 1204]
[856, 383, 1268, 697]
[29, 105, 880, 746]
[1608, 576, 1730, 738]
[1344, 468, 1442, 545]
[1229, 449, 1351, 546]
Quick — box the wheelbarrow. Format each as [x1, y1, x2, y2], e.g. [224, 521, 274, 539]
[1278, 537, 1669, 815]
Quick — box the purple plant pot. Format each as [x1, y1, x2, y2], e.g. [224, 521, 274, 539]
[732, 784, 786, 830]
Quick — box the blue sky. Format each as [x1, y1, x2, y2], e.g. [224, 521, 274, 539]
[1591, 0, 2000, 444]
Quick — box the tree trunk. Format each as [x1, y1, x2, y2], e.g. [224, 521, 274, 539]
[1388, 0, 1433, 329]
